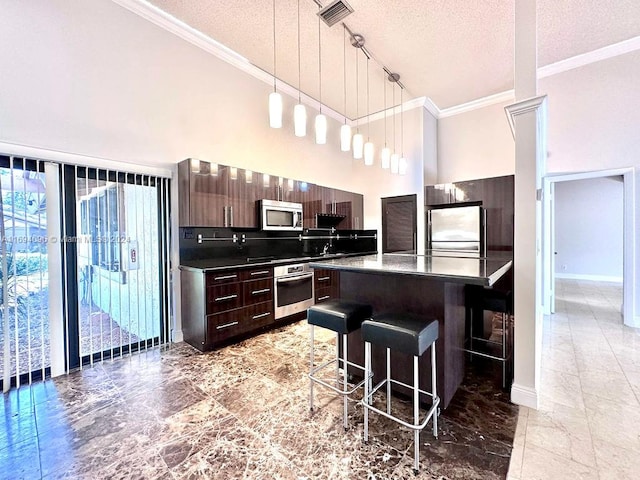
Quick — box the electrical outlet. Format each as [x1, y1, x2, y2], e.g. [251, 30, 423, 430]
[561, 264, 567, 271]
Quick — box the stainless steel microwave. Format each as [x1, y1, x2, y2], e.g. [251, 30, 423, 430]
[259, 199, 303, 231]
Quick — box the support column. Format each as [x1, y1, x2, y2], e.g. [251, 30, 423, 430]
[504, 0, 548, 409]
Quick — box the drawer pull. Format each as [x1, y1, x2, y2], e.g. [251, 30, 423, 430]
[252, 312, 271, 320]
[250, 270, 270, 276]
[317, 276, 331, 281]
[214, 294, 238, 302]
[214, 274, 237, 281]
[317, 295, 331, 301]
[216, 321, 238, 330]
[251, 288, 271, 295]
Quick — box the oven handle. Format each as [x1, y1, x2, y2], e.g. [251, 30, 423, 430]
[276, 272, 314, 284]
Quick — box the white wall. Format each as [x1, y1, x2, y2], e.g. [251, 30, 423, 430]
[437, 101, 515, 183]
[554, 177, 623, 281]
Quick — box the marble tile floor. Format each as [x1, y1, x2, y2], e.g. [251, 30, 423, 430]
[508, 279, 640, 480]
[1, 319, 518, 479]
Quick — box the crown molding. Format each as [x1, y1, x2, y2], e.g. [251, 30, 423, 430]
[439, 90, 515, 119]
[538, 35, 640, 79]
[504, 95, 548, 139]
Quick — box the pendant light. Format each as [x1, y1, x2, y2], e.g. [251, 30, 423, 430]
[390, 79, 399, 174]
[294, 0, 306, 137]
[363, 57, 374, 165]
[315, 5, 327, 145]
[352, 42, 363, 159]
[340, 25, 351, 152]
[268, 0, 282, 129]
[399, 87, 408, 175]
[381, 71, 391, 169]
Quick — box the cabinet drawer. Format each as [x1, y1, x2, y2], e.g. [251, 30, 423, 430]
[243, 278, 274, 305]
[206, 308, 244, 343]
[239, 267, 273, 281]
[242, 302, 274, 330]
[206, 271, 240, 286]
[315, 286, 336, 304]
[314, 269, 336, 289]
[207, 282, 242, 313]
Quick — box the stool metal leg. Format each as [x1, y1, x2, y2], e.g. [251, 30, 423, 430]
[309, 324, 315, 411]
[502, 312, 507, 388]
[363, 341, 370, 443]
[413, 355, 420, 473]
[343, 333, 348, 429]
[336, 332, 340, 385]
[432, 342, 438, 438]
[386, 347, 391, 414]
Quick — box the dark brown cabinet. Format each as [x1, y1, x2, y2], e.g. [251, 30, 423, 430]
[312, 268, 340, 304]
[181, 265, 275, 351]
[179, 159, 364, 230]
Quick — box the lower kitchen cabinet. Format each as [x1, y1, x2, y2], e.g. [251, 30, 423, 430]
[313, 268, 340, 304]
[181, 266, 275, 351]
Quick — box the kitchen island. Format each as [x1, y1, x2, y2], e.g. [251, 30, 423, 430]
[308, 252, 513, 408]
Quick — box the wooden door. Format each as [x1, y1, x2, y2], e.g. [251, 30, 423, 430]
[381, 194, 417, 253]
[188, 161, 229, 227]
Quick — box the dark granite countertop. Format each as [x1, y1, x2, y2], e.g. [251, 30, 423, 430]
[309, 252, 513, 286]
[179, 251, 377, 273]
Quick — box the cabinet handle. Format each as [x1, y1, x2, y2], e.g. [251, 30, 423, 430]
[251, 288, 271, 295]
[250, 270, 270, 276]
[317, 295, 330, 301]
[317, 276, 330, 282]
[215, 294, 238, 302]
[229, 205, 234, 226]
[216, 321, 238, 330]
[252, 312, 271, 320]
[214, 274, 237, 281]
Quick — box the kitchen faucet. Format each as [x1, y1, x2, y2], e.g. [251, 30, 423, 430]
[322, 243, 330, 255]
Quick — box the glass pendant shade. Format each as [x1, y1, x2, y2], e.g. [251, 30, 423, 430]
[340, 124, 352, 151]
[381, 147, 391, 169]
[294, 103, 307, 137]
[315, 113, 327, 144]
[390, 153, 399, 174]
[399, 157, 407, 175]
[364, 142, 374, 165]
[269, 91, 282, 128]
[352, 133, 364, 159]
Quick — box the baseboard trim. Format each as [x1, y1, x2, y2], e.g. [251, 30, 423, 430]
[172, 329, 184, 343]
[555, 273, 623, 283]
[510, 383, 539, 409]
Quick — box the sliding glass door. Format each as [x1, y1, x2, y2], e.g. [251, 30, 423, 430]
[1, 156, 171, 390]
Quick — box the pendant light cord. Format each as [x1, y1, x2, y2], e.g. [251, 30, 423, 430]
[343, 25, 347, 124]
[297, 0, 301, 102]
[272, 0, 276, 92]
[355, 47, 359, 132]
[392, 84, 396, 152]
[383, 71, 387, 147]
[318, 5, 322, 113]
[401, 87, 404, 156]
[366, 57, 370, 140]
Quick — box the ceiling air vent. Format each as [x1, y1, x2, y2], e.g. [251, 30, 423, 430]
[317, 0, 354, 27]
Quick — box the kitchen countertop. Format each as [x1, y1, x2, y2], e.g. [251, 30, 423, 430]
[179, 251, 377, 272]
[309, 252, 513, 286]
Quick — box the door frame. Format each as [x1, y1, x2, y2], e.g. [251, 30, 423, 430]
[542, 167, 635, 326]
[381, 194, 417, 253]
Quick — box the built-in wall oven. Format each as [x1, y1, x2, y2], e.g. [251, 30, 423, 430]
[274, 263, 314, 319]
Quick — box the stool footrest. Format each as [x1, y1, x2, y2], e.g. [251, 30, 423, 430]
[309, 357, 369, 396]
[362, 379, 440, 431]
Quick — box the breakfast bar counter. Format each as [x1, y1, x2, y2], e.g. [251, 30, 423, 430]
[309, 253, 513, 408]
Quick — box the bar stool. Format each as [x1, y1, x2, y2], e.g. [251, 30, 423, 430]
[361, 313, 440, 474]
[465, 286, 513, 388]
[307, 300, 373, 429]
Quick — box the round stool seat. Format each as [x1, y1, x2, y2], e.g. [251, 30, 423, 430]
[362, 314, 439, 357]
[307, 300, 373, 334]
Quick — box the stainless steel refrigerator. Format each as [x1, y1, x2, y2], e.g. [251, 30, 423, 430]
[427, 204, 485, 255]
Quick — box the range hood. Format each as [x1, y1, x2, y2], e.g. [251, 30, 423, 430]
[316, 212, 346, 229]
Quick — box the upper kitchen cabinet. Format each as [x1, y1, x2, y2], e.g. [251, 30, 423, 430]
[227, 169, 279, 228]
[332, 189, 363, 230]
[178, 159, 230, 227]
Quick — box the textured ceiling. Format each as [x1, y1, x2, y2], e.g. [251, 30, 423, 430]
[145, 0, 640, 116]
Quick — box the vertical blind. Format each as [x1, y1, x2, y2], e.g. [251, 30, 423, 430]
[1, 156, 172, 392]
